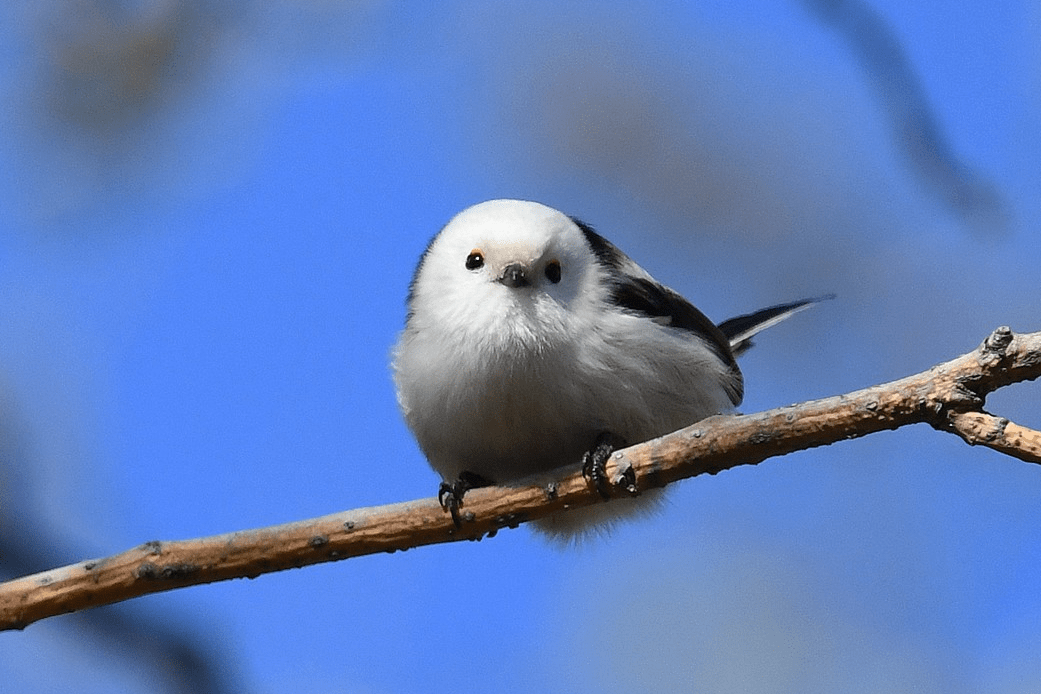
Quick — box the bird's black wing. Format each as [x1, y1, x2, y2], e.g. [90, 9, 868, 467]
[574, 218, 742, 403]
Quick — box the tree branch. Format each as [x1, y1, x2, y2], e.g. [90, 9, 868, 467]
[1, 327, 1039, 631]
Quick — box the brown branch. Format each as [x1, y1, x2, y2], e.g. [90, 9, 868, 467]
[946, 411, 1041, 463]
[1, 327, 1039, 631]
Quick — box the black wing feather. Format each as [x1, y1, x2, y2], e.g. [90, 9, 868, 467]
[574, 217, 740, 375]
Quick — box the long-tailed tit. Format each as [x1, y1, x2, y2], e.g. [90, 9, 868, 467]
[393, 199, 825, 541]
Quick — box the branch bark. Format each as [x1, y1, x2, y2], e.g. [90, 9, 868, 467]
[2, 327, 1039, 631]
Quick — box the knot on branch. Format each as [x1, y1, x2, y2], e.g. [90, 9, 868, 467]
[946, 410, 1009, 445]
[135, 562, 201, 581]
[980, 326, 1014, 365]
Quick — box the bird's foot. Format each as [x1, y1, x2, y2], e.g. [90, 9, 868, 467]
[582, 432, 628, 500]
[438, 471, 492, 527]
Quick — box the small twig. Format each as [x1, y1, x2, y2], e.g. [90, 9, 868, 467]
[1, 327, 1038, 631]
[945, 411, 1041, 463]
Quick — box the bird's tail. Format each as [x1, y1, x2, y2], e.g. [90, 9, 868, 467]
[719, 295, 834, 357]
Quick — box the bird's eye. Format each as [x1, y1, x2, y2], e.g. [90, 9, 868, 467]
[545, 259, 562, 284]
[465, 250, 484, 271]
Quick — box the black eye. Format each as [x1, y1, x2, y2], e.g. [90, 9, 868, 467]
[465, 250, 484, 270]
[545, 259, 562, 284]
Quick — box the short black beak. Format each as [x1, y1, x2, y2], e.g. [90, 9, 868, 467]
[498, 263, 531, 288]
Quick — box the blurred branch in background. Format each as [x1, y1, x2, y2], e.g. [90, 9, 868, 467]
[800, 0, 1007, 233]
[11, 0, 381, 234]
[42, 0, 219, 134]
[9, 0, 232, 235]
[1, 326, 1038, 632]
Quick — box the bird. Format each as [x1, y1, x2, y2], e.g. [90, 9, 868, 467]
[392, 199, 825, 542]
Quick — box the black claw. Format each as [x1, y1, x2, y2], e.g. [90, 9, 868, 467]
[438, 471, 492, 527]
[618, 462, 639, 496]
[582, 432, 627, 500]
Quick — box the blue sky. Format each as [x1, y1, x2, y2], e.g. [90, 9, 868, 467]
[2, 2, 1040, 692]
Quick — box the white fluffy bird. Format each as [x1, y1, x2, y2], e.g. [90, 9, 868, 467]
[393, 199, 822, 541]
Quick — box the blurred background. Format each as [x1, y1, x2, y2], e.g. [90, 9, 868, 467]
[1, 1, 1039, 692]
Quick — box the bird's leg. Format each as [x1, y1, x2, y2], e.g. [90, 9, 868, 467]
[582, 432, 628, 500]
[438, 470, 493, 527]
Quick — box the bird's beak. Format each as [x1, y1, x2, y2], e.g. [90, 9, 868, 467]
[498, 262, 531, 288]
